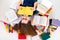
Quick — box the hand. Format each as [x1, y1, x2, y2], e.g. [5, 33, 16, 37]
[33, 7, 36, 11]
[31, 7, 35, 11]
[18, 6, 21, 10]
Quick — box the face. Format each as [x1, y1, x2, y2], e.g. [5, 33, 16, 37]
[21, 15, 29, 24]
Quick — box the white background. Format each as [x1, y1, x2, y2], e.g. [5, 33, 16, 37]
[0, 0, 60, 40]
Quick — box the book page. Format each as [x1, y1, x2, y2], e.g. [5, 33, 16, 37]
[37, 4, 47, 14]
[41, 0, 53, 9]
[40, 16, 47, 26]
[6, 9, 18, 23]
[32, 15, 40, 25]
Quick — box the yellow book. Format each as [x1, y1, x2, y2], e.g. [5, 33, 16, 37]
[10, 26, 13, 31]
[5, 24, 9, 32]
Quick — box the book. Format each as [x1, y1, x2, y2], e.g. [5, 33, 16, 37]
[37, 0, 53, 14]
[51, 19, 60, 26]
[41, 0, 53, 9]
[5, 9, 18, 23]
[32, 15, 48, 26]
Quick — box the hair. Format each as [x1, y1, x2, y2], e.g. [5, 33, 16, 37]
[13, 21, 37, 36]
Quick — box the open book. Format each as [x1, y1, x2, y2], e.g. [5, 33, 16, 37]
[5, 9, 18, 23]
[37, 0, 53, 14]
[32, 15, 48, 26]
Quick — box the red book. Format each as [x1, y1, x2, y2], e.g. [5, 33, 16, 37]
[10, 29, 13, 33]
[18, 33, 26, 39]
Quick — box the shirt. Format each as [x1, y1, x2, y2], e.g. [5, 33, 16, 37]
[20, 0, 37, 7]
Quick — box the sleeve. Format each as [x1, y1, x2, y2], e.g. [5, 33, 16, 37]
[33, 0, 37, 2]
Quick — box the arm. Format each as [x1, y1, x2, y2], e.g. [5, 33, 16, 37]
[34, 2, 38, 11]
[34, 2, 38, 10]
[17, 0, 22, 9]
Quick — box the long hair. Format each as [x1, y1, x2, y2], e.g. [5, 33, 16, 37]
[13, 21, 37, 36]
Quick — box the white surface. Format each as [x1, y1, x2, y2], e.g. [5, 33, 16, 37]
[0, 0, 60, 40]
[0, 22, 18, 40]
